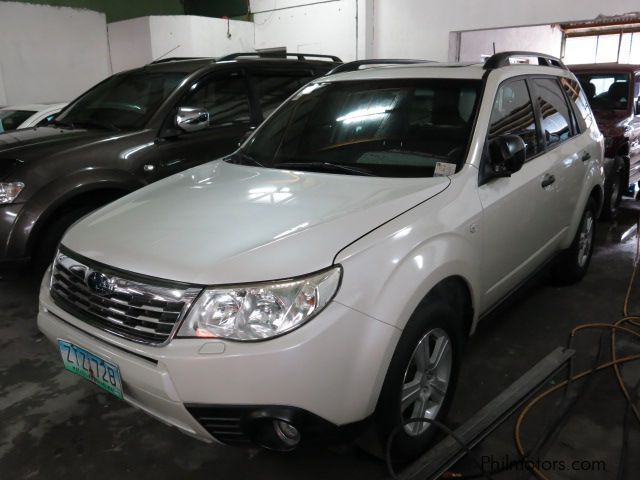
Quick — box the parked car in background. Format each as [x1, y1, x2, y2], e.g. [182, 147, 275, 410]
[38, 52, 604, 461]
[570, 63, 640, 217]
[0, 52, 341, 267]
[0, 102, 67, 132]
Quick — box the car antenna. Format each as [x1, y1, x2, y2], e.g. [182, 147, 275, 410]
[152, 45, 181, 63]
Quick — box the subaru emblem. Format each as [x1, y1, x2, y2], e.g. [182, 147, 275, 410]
[86, 271, 114, 296]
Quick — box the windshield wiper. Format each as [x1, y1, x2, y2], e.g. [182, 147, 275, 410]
[276, 161, 375, 176]
[226, 152, 264, 167]
[72, 120, 120, 132]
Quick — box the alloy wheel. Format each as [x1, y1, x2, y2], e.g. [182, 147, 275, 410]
[400, 327, 453, 436]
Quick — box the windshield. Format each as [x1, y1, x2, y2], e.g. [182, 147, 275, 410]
[56, 71, 187, 131]
[575, 73, 631, 111]
[236, 79, 481, 178]
[0, 110, 35, 132]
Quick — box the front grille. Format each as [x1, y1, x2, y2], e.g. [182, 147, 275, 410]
[50, 250, 202, 345]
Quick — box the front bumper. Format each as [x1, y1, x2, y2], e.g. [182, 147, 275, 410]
[38, 276, 401, 446]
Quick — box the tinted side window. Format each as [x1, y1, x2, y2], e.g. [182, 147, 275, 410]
[253, 74, 314, 118]
[181, 72, 251, 127]
[560, 77, 593, 130]
[488, 79, 540, 160]
[532, 78, 573, 148]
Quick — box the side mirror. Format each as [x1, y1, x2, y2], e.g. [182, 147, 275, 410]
[488, 134, 526, 177]
[176, 106, 209, 133]
[635, 98, 640, 116]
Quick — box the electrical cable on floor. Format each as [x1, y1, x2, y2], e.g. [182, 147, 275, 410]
[384, 417, 495, 480]
[514, 214, 640, 480]
[388, 213, 640, 480]
[616, 377, 640, 480]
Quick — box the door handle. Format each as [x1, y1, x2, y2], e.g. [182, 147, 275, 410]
[581, 152, 591, 162]
[541, 174, 556, 188]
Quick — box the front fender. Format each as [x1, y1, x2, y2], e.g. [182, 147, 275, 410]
[333, 171, 483, 333]
[7, 168, 142, 258]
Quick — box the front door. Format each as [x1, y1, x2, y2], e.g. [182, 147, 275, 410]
[478, 78, 564, 308]
[145, 69, 256, 180]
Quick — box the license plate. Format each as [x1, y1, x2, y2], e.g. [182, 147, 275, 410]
[58, 340, 123, 399]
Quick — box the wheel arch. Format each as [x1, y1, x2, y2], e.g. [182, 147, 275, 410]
[23, 176, 140, 257]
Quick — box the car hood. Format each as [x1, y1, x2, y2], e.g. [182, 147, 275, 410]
[0, 126, 120, 161]
[62, 160, 450, 285]
[592, 110, 630, 136]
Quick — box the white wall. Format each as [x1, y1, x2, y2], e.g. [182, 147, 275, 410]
[150, 16, 255, 61]
[458, 25, 563, 63]
[0, 2, 111, 105]
[372, 0, 640, 61]
[107, 17, 152, 74]
[108, 15, 255, 73]
[251, 0, 363, 62]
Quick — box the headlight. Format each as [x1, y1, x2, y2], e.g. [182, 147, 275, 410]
[0, 182, 24, 204]
[177, 266, 342, 341]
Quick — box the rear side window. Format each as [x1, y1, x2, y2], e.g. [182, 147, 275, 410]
[531, 78, 574, 148]
[253, 74, 314, 118]
[488, 79, 540, 160]
[560, 77, 593, 130]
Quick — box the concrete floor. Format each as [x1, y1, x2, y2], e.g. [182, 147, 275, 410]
[1, 213, 639, 480]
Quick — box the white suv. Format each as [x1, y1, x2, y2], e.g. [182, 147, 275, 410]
[38, 52, 604, 461]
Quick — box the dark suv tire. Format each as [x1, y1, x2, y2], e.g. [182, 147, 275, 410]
[600, 156, 624, 220]
[33, 207, 97, 273]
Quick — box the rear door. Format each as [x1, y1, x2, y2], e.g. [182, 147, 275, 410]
[530, 77, 592, 234]
[478, 77, 564, 307]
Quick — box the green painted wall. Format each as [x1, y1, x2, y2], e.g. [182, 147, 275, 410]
[184, 0, 248, 19]
[12, 0, 249, 23]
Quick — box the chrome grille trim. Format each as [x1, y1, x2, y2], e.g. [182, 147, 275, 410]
[50, 251, 202, 346]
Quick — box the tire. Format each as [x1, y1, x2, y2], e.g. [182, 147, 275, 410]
[32, 207, 97, 273]
[600, 157, 624, 220]
[366, 300, 463, 464]
[551, 198, 596, 285]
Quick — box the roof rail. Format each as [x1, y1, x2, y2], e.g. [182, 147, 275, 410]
[327, 59, 434, 75]
[483, 51, 567, 70]
[218, 52, 342, 62]
[149, 57, 211, 64]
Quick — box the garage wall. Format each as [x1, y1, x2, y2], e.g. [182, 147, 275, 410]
[108, 16, 255, 73]
[458, 25, 563, 63]
[107, 17, 153, 74]
[372, 0, 640, 61]
[149, 16, 255, 61]
[0, 2, 111, 105]
[250, 0, 363, 62]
